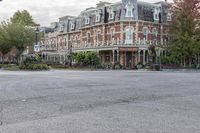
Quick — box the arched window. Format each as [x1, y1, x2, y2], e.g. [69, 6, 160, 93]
[86, 32, 91, 47]
[110, 28, 115, 45]
[125, 27, 134, 44]
[95, 30, 101, 46]
[152, 28, 158, 45]
[152, 28, 158, 39]
[143, 27, 149, 40]
[110, 28, 115, 40]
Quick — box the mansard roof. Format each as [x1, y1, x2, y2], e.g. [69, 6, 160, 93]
[45, 0, 170, 34]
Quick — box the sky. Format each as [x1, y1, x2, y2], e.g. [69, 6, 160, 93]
[0, 0, 173, 26]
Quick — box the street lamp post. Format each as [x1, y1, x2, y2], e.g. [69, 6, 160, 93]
[35, 27, 39, 47]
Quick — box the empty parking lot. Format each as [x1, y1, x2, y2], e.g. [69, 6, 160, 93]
[0, 70, 200, 133]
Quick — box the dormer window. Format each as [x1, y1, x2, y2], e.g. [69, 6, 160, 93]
[153, 7, 161, 21]
[109, 7, 114, 20]
[59, 24, 64, 32]
[85, 16, 90, 25]
[167, 12, 172, 21]
[70, 22, 75, 30]
[125, 2, 134, 18]
[95, 10, 102, 22]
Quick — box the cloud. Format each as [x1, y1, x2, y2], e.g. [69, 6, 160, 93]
[0, 0, 172, 26]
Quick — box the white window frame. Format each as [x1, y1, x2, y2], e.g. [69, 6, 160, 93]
[85, 16, 90, 25]
[109, 7, 114, 20]
[110, 28, 115, 40]
[95, 10, 102, 22]
[167, 12, 172, 21]
[125, 2, 134, 18]
[125, 27, 134, 45]
[70, 22, 75, 30]
[152, 28, 158, 38]
[143, 27, 149, 44]
[96, 30, 101, 45]
[59, 24, 64, 32]
[153, 7, 160, 21]
[86, 32, 91, 46]
[152, 28, 158, 45]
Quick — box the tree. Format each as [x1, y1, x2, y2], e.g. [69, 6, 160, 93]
[0, 22, 12, 64]
[9, 10, 36, 63]
[10, 10, 36, 26]
[6, 23, 35, 63]
[169, 0, 200, 67]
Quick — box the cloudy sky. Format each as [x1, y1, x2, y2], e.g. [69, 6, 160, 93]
[0, 0, 172, 26]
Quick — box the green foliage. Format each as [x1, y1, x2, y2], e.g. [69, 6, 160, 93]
[112, 62, 122, 70]
[19, 63, 49, 71]
[157, 56, 177, 65]
[10, 10, 36, 26]
[169, 0, 200, 63]
[0, 10, 36, 64]
[0, 64, 19, 71]
[19, 56, 49, 70]
[74, 52, 100, 67]
[0, 22, 13, 62]
[74, 52, 86, 65]
[7, 23, 35, 54]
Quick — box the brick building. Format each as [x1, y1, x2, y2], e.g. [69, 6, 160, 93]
[42, 0, 172, 69]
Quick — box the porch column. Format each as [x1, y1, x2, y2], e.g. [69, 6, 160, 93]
[96, 50, 100, 57]
[143, 50, 146, 65]
[117, 50, 119, 62]
[54, 55, 56, 63]
[112, 50, 115, 64]
[138, 50, 140, 63]
[146, 51, 149, 64]
[46, 54, 49, 62]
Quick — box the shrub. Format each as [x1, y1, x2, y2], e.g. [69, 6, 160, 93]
[101, 63, 112, 70]
[112, 62, 122, 70]
[74, 52, 100, 67]
[19, 63, 49, 71]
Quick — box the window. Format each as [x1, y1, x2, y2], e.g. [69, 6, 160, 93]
[64, 38, 67, 46]
[85, 16, 90, 25]
[152, 28, 158, 39]
[125, 2, 134, 18]
[59, 24, 64, 32]
[75, 36, 78, 48]
[95, 10, 102, 22]
[167, 12, 172, 21]
[152, 28, 158, 45]
[153, 7, 160, 21]
[95, 30, 101, 45]
[110, 28, 115, 40]
[97, 31, 101, 43]
[109, 7, 114, 20]
[86, 32, 91, 46]
[143, 27, 149, 41]
[125, 27, 134, 44]
[71, 22, 75, 30]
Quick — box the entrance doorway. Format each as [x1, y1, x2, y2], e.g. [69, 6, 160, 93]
[126, 52, 132, 69]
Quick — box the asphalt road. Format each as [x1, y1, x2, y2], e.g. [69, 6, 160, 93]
[0, 70, 200, 133]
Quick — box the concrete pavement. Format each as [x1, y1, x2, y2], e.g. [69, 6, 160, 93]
[0, 70, 200, 133]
